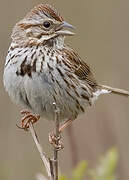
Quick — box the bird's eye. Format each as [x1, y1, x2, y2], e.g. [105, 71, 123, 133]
[43, 21, 51, 28]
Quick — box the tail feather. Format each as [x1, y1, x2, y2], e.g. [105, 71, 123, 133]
[98, 84, 129, 97]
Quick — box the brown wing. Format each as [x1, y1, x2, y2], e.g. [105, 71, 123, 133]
[61, 46, 97, 88]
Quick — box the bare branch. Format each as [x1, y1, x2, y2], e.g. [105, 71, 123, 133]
[29, 123, 52, 179]
[28, 102, 62, 180]
[53, 103, 60, 180]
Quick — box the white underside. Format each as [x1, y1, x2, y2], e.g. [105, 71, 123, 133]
[3, 43, 110, 122]
[91, 89, 110, 104]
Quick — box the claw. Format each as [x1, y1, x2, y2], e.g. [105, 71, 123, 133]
[49, 132, 64, 151]
[20, 110, 30, 115]
[16, 123, 28, 131]
[16, 110, 40, 131]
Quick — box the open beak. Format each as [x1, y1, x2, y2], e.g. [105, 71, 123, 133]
[56, 21, 75, 36]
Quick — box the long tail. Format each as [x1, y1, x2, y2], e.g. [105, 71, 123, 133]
[98, 84, 129, 97]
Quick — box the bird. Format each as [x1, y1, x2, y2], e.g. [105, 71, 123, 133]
[3, 4, 129, 136]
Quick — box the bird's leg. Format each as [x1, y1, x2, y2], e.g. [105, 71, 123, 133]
[59, 118, 73, 133]
[17, 110, 40, 131]
[49, 118, 73, 150]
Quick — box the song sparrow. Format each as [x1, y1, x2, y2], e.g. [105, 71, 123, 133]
[3, 4, 129, 131]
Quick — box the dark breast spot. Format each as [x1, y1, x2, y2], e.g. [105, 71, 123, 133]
[16, 63, 32, 77]
[16, 55, 37, 78]
[32, 58, 37, 72]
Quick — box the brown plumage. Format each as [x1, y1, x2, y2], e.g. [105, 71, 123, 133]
[28, 4, 64, 22]
[3, 3, 129, 131]
[61, 47, 97, 87]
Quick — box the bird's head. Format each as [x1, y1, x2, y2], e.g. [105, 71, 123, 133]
[12, 4, 75, 47]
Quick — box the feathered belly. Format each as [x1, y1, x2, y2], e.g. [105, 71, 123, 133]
[4, 65, 91, 121]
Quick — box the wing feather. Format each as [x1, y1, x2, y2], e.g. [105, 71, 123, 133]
[61, 47, 97, 88]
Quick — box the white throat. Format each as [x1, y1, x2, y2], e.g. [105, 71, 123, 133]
[52, 36, 65, 49]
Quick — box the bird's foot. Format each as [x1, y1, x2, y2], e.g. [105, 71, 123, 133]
[49, 119, 73, 150]
[49, 132, 64, 151]
[17, 110, 40, 131]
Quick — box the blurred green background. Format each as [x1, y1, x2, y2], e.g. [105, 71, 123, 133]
[1, 0, 129, 179]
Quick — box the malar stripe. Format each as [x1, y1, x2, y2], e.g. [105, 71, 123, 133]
[36, 33, 43, 39]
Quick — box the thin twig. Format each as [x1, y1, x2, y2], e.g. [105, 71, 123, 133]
[29, 123, 52, 179]
[28, 103, 61, 180]
[49, 158, 54, 179]
[53, 102, 60, 180]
